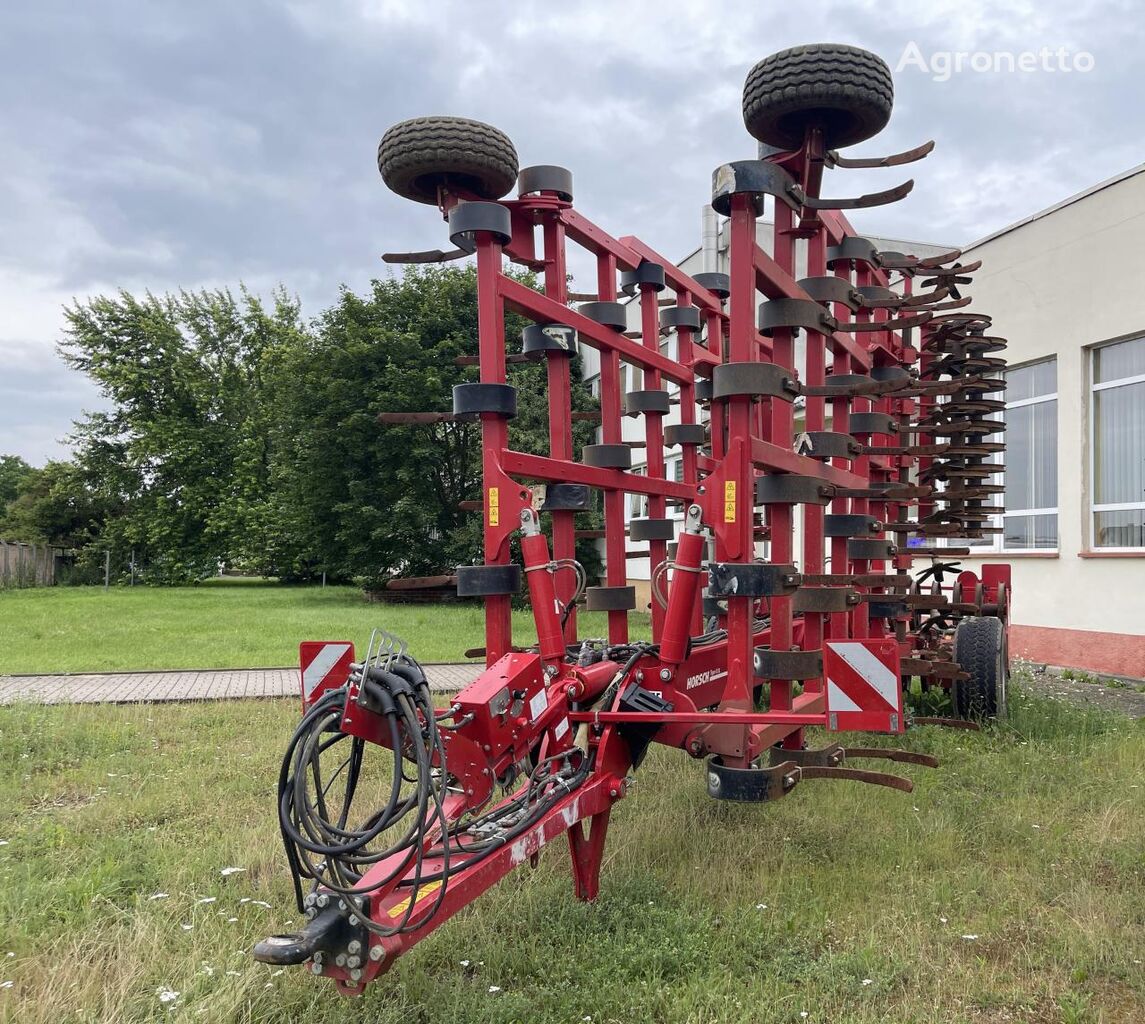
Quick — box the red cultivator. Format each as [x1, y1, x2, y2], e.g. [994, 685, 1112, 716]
[255, 44, 1012, 993]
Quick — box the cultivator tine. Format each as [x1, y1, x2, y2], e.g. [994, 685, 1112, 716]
[857, 286, 949, 310]
[768, 743, 846, 768]
[826, 139, 935, 168]
[836, 310, 932, 332]
[877, 247, 964, 271]
[381, 247, 468, 264]
[799, 177, 915, 210]
[377, 411, 456, 424]
[796, 766, 915, 793]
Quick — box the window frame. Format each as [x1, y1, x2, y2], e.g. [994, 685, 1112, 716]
[972, 357, 1059, 554]
[1088, 337, 1145, 552]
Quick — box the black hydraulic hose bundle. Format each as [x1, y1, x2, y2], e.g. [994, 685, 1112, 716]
[276, 647, 590, 936]
[276, 655, 451, 937]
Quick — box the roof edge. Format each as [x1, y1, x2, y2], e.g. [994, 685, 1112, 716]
[965, 161, 1145, 252]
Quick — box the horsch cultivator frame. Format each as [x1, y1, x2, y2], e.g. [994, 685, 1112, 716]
[255, 44, 1012, 993]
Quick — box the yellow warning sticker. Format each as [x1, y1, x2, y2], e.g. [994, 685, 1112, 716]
[723, 480, 736, 523]
[488, 487, 499, 527]
[387, 878, 443, 919]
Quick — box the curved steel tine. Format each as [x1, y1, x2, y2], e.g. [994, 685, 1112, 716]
[902, 286, 950, 307]
[381, 247, 469, 265]
[843, 747, 940, 768]
[801, 178, 914, 210]
[924, 295, 973, 312]
[826, 139, 935, 169]
[836, 310, 932, 333]
[915, 248, 964, 270]
[797, 765, 914, 793]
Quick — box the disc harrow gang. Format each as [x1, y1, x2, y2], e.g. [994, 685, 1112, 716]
[257, 43, 1013, 995]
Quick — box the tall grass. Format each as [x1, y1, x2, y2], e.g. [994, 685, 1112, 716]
[0, 679, 1142, 1022]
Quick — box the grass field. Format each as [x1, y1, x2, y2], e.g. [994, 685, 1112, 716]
[0, 583, 648, 674]
[0, 684, 1142, 1023]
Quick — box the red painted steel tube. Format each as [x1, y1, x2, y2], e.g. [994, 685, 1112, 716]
[476, 232, 513, 666]
[768, 204, 796, 720]
[659, 523, 706, 666]
[569, 711, 825, 726]
[498, 276, 689, 382]
[597, 253, 629, 644]
[620, 235, 728, 315]
[521, 528, 566, 664]
[720, 194, 760, 746]
[542, 213, 578, 639]
[500, 451, 693, 499]
[640, 280, 668, 638]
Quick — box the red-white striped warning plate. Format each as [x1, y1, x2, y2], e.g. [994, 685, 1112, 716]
[823, 639, 904, 734]
[299, 641, 355, 710]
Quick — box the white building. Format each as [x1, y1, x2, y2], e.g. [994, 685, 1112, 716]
[581, 168, 1145, 680]
[962, 164, 1145, 679]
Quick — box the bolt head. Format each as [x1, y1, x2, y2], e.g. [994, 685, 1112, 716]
[369, 945, 384, 962]
[659, 668, 672, 682]
[350, 969, 363, 981]
[347, 940, 362, 954]
[347, 956, 361, 969]
[310, 962, 323, 975]
[335, 954, 347, 967]
[317, 894, 329, 908]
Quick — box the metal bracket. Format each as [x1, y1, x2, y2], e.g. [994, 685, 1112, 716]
[707, 756, 800, 802]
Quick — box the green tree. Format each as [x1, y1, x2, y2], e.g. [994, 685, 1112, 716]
[0, 455, 36, 523]
[268, 265, 601, 587]
[60, 288, 307, 583]
[0, 460, 109, 566]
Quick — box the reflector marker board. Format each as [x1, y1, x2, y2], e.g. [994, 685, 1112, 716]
[299, 641, 355, 709]
[824, 639, 904, 733]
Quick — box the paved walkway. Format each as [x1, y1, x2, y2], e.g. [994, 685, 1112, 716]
[0, 663, 484, 705]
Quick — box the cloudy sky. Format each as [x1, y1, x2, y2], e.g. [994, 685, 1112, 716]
[2, 0, 1141, 464]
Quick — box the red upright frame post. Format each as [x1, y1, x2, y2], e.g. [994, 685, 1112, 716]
[477, 231, 513, 665]
[597, 254, 629, 644]
[639, 278, 668, 638]
[542, 213, 578, 640]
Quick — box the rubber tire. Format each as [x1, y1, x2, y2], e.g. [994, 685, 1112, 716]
[742, 44, 893, 151]
[952, 616, 1007, 720]
[378, 116, 519, 205]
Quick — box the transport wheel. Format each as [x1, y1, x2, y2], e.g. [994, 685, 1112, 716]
[742, 44, 893, 151]
[951, 616, 1007, 720]
[378, 116, 519, 204]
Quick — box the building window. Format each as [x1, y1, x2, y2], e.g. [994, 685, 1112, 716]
[628, 466, 644, 519]
[1001, 359, 1058, 549]
[969, 359, 1058, 551]
[1091, 336, 1145, 548]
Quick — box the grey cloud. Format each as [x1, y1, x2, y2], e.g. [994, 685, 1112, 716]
[1, 0, 1142, 462]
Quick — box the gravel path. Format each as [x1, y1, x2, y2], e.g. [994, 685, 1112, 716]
[1022, 668, 1145, 719]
